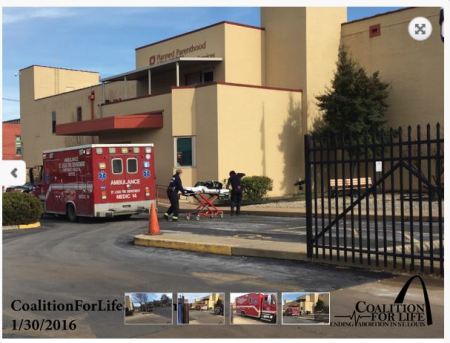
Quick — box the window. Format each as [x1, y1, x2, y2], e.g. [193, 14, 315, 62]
[185, 72, 202, 86]
[127, 158, 138, 174]
[76, 106, 82, 122]
[15, 136, 22, 156]
[51, 111, 56, 133]
[111, 158, 123, 174]
[203, 71, 214, 83]
[175, 137, 194, 167]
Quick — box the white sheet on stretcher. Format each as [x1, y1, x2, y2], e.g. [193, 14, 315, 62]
[185, 186, 230, 195]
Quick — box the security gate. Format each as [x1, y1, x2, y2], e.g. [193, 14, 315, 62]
[304, 124, 444, 275]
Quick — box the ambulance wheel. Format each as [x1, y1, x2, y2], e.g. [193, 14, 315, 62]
[66, 204, 78, 222]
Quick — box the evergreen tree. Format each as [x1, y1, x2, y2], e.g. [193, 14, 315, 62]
[313, 47, 390, 141]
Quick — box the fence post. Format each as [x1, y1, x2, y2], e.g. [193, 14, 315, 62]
[304, 134, 313, 258]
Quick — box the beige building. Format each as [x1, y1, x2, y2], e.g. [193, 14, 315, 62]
[19, 7, 443, 196]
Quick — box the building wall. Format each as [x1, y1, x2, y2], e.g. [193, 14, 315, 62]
[216, 84, 303, 196]
[224, 24, 265, 85]
[135, 22, 265, 86]
[2, 122, 22, 160]
[261, 8, 347, 130]
[342, 7, 444, 128]
[98, 93, 173, 187]
[171, 86, 219, 185]
[20, 66, 136, 167]
[135, 23, 226, 82]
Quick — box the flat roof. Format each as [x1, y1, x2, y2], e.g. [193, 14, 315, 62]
[101, 57, 223, 82]
[19, 64, 99, 74]
[342, 7, 414, 25]
[135, 21, 264, 51]
[3, 118, 20, 124]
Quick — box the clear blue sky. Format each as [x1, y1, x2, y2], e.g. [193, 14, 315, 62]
[2, 7, 402, 121]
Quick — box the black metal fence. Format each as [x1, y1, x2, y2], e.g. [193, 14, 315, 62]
[304, 124, 444, 275]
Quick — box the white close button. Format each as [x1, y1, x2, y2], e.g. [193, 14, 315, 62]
[0, 160, 26, 187]
[408, 17, 433, 41]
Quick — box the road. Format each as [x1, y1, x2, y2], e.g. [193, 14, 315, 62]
[183, 310, 224, 325]
[231, 314, 272, 325]
[2, 214, 444, 338]
[125, 307, 172, 325]
[283, 314, 329, 325]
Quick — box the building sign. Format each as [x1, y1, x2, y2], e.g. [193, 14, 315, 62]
[149, 41, 208, 65]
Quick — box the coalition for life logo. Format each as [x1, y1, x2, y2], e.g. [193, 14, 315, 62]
[332, 275, 432, 328]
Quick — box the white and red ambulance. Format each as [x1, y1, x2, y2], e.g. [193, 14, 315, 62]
[33, 144, 156, 221]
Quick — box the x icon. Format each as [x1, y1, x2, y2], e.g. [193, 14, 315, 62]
[415, 23, 426, 34]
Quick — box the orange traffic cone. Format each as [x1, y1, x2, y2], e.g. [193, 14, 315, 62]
[148, 203, 160, 235]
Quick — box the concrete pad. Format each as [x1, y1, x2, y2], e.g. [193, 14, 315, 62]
[134, 232, 308, 262]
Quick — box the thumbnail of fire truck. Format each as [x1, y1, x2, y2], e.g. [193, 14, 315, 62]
[235, 293, 277, 323]
[32, 144, 156, 221]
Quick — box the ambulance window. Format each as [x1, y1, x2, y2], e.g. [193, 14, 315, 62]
[112, 158, 123, 174]
[127, 158, 138, 174]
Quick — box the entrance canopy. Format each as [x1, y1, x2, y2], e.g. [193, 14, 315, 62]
[101, 57, 223, 83]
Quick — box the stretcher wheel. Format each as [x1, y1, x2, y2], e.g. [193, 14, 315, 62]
[196, 215, 200, 221]
[186, 214, 191, 221]
[219, 213, 224, 219]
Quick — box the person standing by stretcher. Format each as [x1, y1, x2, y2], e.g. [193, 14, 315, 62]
[164, 169, 186, 221]
[226, 171, 245, 216]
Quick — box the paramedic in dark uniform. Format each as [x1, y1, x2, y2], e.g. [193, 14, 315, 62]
[226, 170, 245, 216]
[164, 169, 185, 221]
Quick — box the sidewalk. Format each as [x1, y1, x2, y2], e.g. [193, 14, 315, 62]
[158, 201, 306, 217]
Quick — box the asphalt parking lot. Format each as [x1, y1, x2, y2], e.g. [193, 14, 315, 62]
[182, 310, 224, 325]
[282, 313, 329, 325]
[230, 313, 275, 325]
[2, 214, 444, 338]
[158, 213, 306, 242]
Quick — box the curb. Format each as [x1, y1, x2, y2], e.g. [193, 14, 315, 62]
[2, 222, 41, 231]
[134, 234, 308, 262]
[134, 235, 233, 256]
[133, 233, 441, 277]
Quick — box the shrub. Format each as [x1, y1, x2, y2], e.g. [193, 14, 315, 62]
[241, 176, 273, 202]
[2, 192, 43, 226]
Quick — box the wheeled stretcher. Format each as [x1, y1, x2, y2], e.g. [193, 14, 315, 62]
[184, 186, 230, 220]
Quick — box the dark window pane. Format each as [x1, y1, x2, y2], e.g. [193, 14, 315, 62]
[176, 137, 192, 166]
[127, 158, 138, 173]
[76, 107, 82, 121]
[112, 159, 123, 174]
[203, 71, 214, 83]
[51, 111, 56, 133]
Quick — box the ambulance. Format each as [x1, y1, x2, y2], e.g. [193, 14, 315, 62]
[235, 293, 277, 323]
[33, 144, 156, 221]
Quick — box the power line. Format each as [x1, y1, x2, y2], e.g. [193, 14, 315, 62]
[2, 98, 20, 102]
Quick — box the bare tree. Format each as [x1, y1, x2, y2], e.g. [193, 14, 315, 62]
[132, 293, 149, 306]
